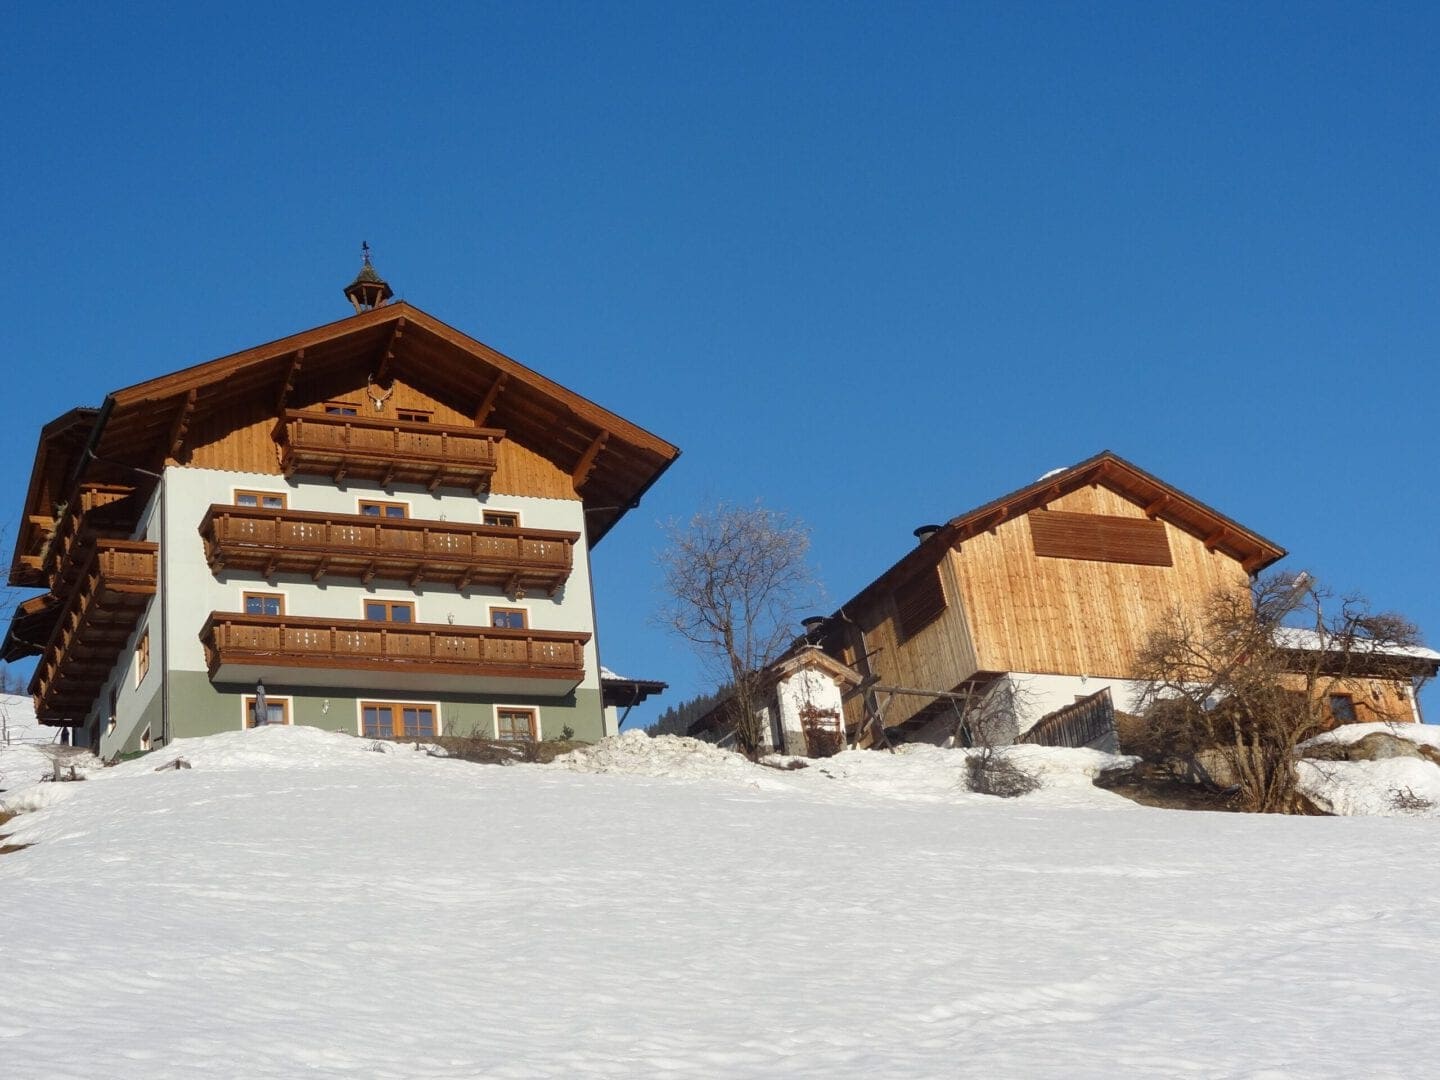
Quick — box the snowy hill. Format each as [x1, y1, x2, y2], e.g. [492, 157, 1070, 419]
[0, 693, 51, 746]
[2, 727, 1439, 1078]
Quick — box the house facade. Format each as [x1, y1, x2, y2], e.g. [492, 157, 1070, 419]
[3, 263, 678, 758]
[810, 451, 1434, 748]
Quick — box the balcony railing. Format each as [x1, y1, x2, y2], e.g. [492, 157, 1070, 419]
[200, 612, 589, 687]
[19, 483, 146, 592]
[275, 411, 503, 493]
[198, 505, 578, 596]
[32, 539, 158, 722]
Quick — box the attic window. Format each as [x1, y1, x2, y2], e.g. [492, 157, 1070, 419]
[894, 566, 946, 642]
[324, 401, 360, 416]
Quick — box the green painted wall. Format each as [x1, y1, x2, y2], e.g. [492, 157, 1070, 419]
[164, 670, 604, 742]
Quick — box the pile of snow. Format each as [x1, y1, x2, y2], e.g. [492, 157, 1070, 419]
[550, 729, 764, 780]
[1302, 721, 1440, 752]
[3, 723, 1439, 1078]
[550, 731, 1137, 809]
[1298, 723, 1440, 818]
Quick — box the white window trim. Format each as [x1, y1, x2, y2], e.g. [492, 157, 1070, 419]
[492, 703, 541, 742]
[355, 698, 444, 739]
[239, 694, 294, 730]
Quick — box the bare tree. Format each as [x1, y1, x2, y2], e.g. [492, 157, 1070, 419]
[1133, 572, 1428, 813]
[949, 679, 1040, 797]
[658, 503, 820, 757]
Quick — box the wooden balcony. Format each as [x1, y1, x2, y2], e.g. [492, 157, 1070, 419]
[32, 539, 158, 723]
[18, 483, 147, 593]
[200, 612, 590, 696]
[198, 505, 578, 596]
[275, 411, 503, 493]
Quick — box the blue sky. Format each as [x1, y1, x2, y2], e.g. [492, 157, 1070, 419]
[3, 2, 1437, 723]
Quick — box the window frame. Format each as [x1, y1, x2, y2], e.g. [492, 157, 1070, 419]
[241, 695, 292, 730]
[323, 400, 361, 416]
[396, 408, 433, 424]
[242, 590, 286, 617]
[135, 628, 150, 687]
[1328, 692, 1358, 724]
[358, 499, 410, 519]
[495, 705, 539, 742]
[358, 699, 442, 740]
[489, 606, 529, 630]
[482, 509, 520, 528]
[233, 488, 288, 510]
[364, 599, 416, 623]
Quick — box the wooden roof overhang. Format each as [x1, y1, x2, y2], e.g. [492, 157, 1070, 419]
[833, 450, 1288, 619]
[600, 674, 669, 709]
[9, 408, 101, 588]
[86, 303, 680, 545]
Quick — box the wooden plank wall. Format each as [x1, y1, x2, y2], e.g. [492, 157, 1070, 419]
[950, 483, 1252, 679]
[182, 375, 577, 500]
[1278, 672, 1418, 725]
[833, 557, 981, 731]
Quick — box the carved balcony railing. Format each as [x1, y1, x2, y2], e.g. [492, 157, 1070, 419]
[274, 411, 503, 493]
[198, 505, 578, 596]
[32, 539, 158, 723]
[200, 612, 589, 687]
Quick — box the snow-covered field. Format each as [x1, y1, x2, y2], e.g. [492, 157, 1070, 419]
[3, 727, 1439, 1079]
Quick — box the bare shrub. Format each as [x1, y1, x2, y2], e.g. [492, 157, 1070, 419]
[1390, 787, 1435, 814]
[966, 749, 1040, 798]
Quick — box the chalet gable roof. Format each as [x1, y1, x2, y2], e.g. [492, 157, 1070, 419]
[19, 303, 679, 560]
[836, 450, 1287, 616]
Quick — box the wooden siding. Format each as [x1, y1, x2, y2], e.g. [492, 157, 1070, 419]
[1277, 672, 1418, 726]
[951, 485, 1252, 679]
[831, 555, 981, 733]
[491, 439, 579, 501]
[181, 373, 579, 500]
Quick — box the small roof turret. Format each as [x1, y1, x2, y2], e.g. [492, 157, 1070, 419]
[343, 242, 394, 313]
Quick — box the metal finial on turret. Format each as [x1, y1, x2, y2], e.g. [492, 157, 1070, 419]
[344, 242, 394, 313]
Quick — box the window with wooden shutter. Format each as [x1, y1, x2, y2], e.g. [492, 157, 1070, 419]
[1028, 510, 1173, 567]
[894, 566, 946, 642]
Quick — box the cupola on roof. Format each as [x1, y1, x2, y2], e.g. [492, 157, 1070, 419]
[344, 242, 394, 313]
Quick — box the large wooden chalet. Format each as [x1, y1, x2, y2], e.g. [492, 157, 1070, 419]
[2, 260, 679, 757]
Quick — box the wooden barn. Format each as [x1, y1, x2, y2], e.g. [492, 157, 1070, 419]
[804, 451, 1434, 749]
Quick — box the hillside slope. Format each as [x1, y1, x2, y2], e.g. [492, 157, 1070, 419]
[2, 727, 1437, 1078]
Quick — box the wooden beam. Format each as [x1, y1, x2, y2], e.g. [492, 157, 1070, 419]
[374, 318, 405, 384]
[472, 373, 508, 425]
[275, 349, 304, 413]
[165, 390, 198, 464]
[1144, 494, 1170, 519]
[1203, 528, 1227, 552]
[571, 430, 609, 489]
